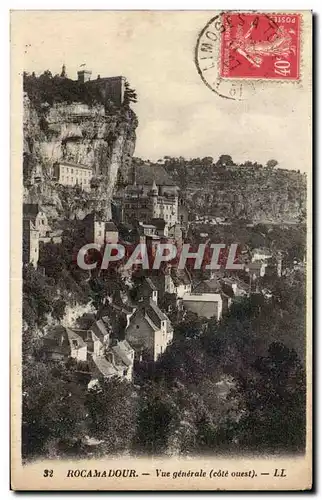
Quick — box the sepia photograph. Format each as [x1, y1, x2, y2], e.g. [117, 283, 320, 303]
[11, 9, 312, 490]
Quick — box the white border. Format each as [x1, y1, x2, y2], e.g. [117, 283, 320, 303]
[3, 1, 318, 498]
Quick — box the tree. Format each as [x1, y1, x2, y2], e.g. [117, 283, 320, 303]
[201, 156, 213, 166]
[216, 155, 234, 168]
[233, 342, 306, 452]
[86, 378, 138, 454]
[135, 384, 177, 454]
[22, 360, 87, 458]
[266, 159, 278, 169]
[123, 79, 137, 105]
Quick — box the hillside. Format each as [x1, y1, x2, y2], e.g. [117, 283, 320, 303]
[160, 156, 307, 224]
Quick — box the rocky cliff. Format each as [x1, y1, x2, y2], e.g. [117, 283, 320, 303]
[163, 159, 307, 224]
[23, 90, 137, 220]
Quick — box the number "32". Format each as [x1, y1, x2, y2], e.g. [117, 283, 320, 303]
[43, 469, 54, 477]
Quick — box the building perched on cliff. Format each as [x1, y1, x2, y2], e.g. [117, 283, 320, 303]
[115, 165, 180, 232]
[77, 68, 125, 107]
[53, 160, 93, 191]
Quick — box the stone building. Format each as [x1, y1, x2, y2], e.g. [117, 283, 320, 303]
[23, 203, 50, 267]
[23, 203, 49, 237]
[77, 68, 125, 107]
[53, 160, 93, 191]
[42, 326, 88, 362]
[182, 292, 223, 321]
[125, 298, 173, 362]
[165, 268, 192, 299]
[105, 221, 119, 244]
[125, 276, 173, 362]
[83, 213, 119, 246]
[43, 318, 135, 382]
[23, 219, 39, 268]
[116, 164, 179, 231]
[83, 213, 106, 246]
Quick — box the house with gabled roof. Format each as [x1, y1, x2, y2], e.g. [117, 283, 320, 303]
[88, 338, 135, 385]
[165, 268, 192, 299]
[89, 317, 110, 345]
[42, 326, 87, 362]
[43, 318, 135, 383]
[125, 297, 173, 362]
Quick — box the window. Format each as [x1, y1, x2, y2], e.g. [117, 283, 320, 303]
[71, 168, 74, 173]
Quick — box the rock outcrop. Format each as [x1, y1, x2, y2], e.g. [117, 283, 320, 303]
[23, 92, 137, 220]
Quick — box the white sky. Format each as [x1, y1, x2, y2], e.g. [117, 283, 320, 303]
[17, 10, 311, 171]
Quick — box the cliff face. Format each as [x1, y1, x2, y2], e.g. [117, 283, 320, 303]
[164, 161, 307, 223]
[23, 94, 137, 220]
[187, 173, 307, 223]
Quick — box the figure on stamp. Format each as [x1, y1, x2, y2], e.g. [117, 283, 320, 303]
[230, 21, 297, 68]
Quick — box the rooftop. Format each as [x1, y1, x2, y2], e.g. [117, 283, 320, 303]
[147, 297, 168, 326]
[182, 293, 222, 302]
[59, 160, 93, 171]
[111, 341, 133, 367]
[43, 326, 87, 353]
[91, 354, 118, 378]
[105, 221, 118, 232]
[192, 278, 221, 294]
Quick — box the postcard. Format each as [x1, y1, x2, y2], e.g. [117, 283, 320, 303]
[11, 10, 312, 490]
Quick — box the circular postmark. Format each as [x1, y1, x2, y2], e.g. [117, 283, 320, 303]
[195, 12, 301, 100]
[195, 13, 257, 101]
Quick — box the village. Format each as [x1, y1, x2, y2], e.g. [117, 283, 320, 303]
[23, 154, 288, 388]
[15, 8, 310, 471]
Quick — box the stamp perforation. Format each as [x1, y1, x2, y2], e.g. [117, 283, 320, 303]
[195, 11, 306, 101]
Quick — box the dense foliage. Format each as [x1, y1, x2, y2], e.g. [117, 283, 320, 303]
[23, 71, 138, 112]
[22, 268, 306, 459]
[23, 71, 104, 110]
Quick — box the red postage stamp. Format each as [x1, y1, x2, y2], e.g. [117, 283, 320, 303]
[220, 13, 301, 80]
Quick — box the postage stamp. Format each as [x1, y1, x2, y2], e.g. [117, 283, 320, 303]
[195, 12, 302, 101]
[220, 13, 301, 80]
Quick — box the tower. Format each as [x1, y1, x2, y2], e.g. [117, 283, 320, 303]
[77, 68, 92, 83]
[150, 179, 159, 219]
[23, 220, 39, 268]
[60, 64, 67, 78]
